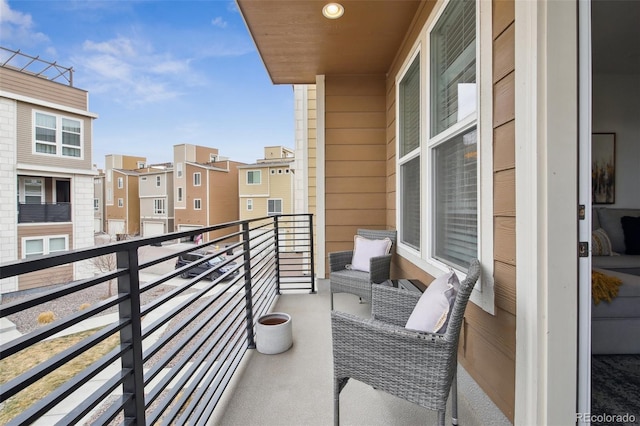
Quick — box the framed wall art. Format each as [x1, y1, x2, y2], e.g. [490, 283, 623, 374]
[592, 132, 616, 204]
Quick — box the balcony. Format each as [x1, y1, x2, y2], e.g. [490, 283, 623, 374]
[0, 214, 498, 425]
[18, 203, 71, 223]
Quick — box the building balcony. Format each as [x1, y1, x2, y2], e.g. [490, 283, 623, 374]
[17, 202, 71, 223]
[0, 214, 500, 425]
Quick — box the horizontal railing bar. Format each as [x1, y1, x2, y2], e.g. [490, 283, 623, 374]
[1, 320, 126, 402]
[0, 293, 128, 358]
[91, 393, 133, 426]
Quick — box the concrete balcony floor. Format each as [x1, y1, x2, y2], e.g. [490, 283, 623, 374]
[211, 280, 510, 426]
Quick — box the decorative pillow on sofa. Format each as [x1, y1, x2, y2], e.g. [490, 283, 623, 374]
[621, 216, 640, 255]
[592, 228, 613, 256]
[350, 235, 393, 273]
[405, 270, 460, 334]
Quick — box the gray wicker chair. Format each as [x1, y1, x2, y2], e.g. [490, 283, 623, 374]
[331, 259, 481, 426]
[329, 229, 397, 310]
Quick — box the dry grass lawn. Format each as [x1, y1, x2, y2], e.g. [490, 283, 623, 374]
[0, 328, 120, 424]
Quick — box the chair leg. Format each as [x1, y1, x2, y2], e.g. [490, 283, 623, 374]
[437, 410, 445, 426]
[334, 378, 340, 426]
[452, 369, 458, 426]
[331, 291, 334, 310]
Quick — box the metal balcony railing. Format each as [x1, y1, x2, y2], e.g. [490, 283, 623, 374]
[17, 203, 72, 223]
[0, 214, 315, 425]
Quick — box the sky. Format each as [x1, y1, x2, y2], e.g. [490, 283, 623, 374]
[0, 0, 294, 169]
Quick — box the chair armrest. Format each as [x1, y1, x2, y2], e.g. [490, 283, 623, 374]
[329, 250, 353, 272]
[368, 254, 392, 283]
[371, 284, 422, 327]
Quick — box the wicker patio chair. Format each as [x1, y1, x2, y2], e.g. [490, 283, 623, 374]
[331, 259, 481, 426]
[329, 229, 397, 310]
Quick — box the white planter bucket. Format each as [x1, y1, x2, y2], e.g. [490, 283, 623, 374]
[256, 312, 293, 354]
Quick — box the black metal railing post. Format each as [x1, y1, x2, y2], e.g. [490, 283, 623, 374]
[117, 246, 146, 424]
[273, 215, 282, 295]
[241, 222, 256, 349]
[308, 214, 316, 294]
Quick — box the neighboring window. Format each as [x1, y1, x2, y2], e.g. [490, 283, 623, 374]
[141, 177, 148, 181]
[210, 153, 217, 162]
[107, 188, 113, 203]
[154, 199, 165, 214]
[270, 169, 276, 175]
[22, 235, 68, 259]
[137, 161, 145, 168]
[34, 112, 82, 158]
[267, 199, 282, 216]
[193, 172, 201, 186]
[177, 187, 183, 202]
[194, 199, 202, 210]
[247, 170, 261, 185]
[285, 169, 290, 174]
[23, 178, 43, 204]
[156, 176, 161, 187]
[94, 198, 99, 211]
[278, 169, 283, 174]
[107, 170, 112, 182]
[118, 198, 124, 207]
[177, 162, 183, 178]
[247, 199, 253, 211]
[117, 177, 123, 189]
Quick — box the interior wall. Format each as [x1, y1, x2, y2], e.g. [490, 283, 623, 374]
[592, 73, 640, 208]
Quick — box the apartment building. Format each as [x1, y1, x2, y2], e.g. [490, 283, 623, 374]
[173, 144, 244, 244]
[138, 164, 174, 238]
[0, 48, 98, 293]
[104, 154, 145, 237]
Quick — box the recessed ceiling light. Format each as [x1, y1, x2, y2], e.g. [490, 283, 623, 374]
[322, 3, 344, 19]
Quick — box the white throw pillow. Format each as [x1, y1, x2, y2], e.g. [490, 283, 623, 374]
[405, 270, 460, 334]
[350, 235, 393, 273]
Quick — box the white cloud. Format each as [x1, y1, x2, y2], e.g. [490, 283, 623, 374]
[0, 0, 49, 47]
[211, 16, 228, 28]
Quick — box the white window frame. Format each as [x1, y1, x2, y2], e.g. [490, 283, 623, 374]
[21, 235, 69, 259]
[118, 198, 124, 208]
[154, 199, 165, 215]
[177, 162, 183, 178]
[194, 198, 202, 210]
[177, 187, 183, 202]
[247, 170, 261, 185]
[117, 177, 123, 189]
[18, 177, 44, 204]
[193, 172, 201, 186]
[33, 111, 83, 159]
[156, 176, 161, 187]
[267, 198, 283, 216]
[94, 198, 99, 211]
[394, 0, 494, 313]
[137, 161, 145, 168]
[247, 199, 253, 211]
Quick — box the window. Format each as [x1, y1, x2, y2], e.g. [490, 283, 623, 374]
[141, 177, 148, 181]
[194, 199, 202, 210]
[154, 199, 165, 214]
[270, 169, 276, 175]
[94, 198, 99, 211]
[156, 176, 161, 187]
[177, 187, 183, 202]
[22, 178, 43, 204]
[177, 162, 183, 178]
[117, 177, 124, 189]
[396, 0, 481, 271]
[193, 172, 201, 186]
[137, 161, 145, 168]
[22, 235, 68, 259]
[107, 188, 113, 203]
[247, 170, 261, 185]
[247, 199, 253, 211]
[34, 112, 82, 158]
[118, 198, 124, 207]
[210, 154, 218, 162]
[267, 199, 282, 216]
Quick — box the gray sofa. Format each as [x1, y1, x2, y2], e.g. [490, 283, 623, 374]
[591, 207, 640, 354]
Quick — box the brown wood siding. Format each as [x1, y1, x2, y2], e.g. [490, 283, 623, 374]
[16, 102, 93, 171]
[126, 175, 140, 235]
[324, 75, 388, 272]
[17, 223, 74, 291]
[0, 67, 88, 110]
[175, 164, 208, 228]
[382, 0, 516, 421]
[207, 162, 242, 244]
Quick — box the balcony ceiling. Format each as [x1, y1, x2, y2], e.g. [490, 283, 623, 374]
[236, 0, 422, 84]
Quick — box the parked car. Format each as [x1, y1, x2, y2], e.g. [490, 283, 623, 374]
[175, 251, 239, 281]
